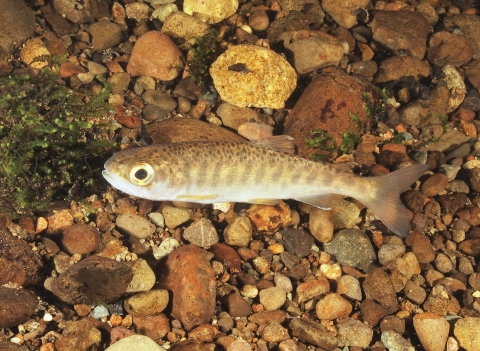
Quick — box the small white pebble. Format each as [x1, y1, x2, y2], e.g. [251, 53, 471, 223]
[10, 336, 23, 344]
[43, 313, 53, 322]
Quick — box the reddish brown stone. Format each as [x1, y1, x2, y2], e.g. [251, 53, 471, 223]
[61, 224, 101, 254]
[132, 314, 170, 340]
[0, 287, 37, 328]
[427, 31, 473, 67]
[420, 173, 449, 197]
[362, 269, 398, 314]
[360, 298, 388, 327]
[283, 69, 373, 160]
[158, 245, 216, 330]
[210, 243, 242, 273]
[406, 231, 435, 263]
[458, 238, 480, 256]
[114, 106, 141, 129]
[188, 324, 216, 343]
[456, 207, 480, 227]
[0, 229, 42, 287]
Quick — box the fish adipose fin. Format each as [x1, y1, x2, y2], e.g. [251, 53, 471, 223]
[365, 164, 430, 237]
[294, 194, 340, 210]
[249, 135, 295, 153]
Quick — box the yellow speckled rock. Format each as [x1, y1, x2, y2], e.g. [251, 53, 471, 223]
[20, 38, 50, 69]
[184, 0, 238, 24]
[210, 44, 297, 108]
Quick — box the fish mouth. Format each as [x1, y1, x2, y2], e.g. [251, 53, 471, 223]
[102, 169, 134, 196]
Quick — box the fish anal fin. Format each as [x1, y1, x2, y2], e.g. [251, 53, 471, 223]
[249, 135, 295, 153]
[176, 194, 218, 201]
[294, 194, 340, 210]
[247, 198, 280, 206]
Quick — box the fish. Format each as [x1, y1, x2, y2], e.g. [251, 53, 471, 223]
[102, 137, 429, 237]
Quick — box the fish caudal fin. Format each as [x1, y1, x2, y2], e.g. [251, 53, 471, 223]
[365, 164, 430, 237]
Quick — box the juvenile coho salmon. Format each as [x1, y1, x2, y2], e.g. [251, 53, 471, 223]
[103, 138, 429, 237]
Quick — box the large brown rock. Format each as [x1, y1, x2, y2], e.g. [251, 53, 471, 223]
[283, 69, 373, 160]
[145, 117, 245, 144]
[127, 31, 183, 81]
[158, 245, 216, 330]
[0, 287, 37, 328]
[0, 229, 42, 287]
[51, 255, 133, 305]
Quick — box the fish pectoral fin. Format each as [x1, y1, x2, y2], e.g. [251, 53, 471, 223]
[175, 194, 219, 201]
[249, 135, 295, 153]
[247, 198, 281, 206]
[294, 194, 340, 209]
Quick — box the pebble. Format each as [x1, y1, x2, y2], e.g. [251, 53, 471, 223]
[443, 65, 466, 112]
[153, 237, 180, 260]
[20, 37, 50, 69]
[371, 10, 431, 59]
[288, 318, 338, 350]
[375, 55, 430, 83]
[106, 335, 166, 351]
[279, 228, 315, 257]
[454, 316, 480, 351]
[428, 31, 473, 67]
[247, 201, 291, 234]
[413, 312, 450, 351]
[51, 255, 133, 304]
[332, 199, 360, 229]
[458, 238, 480, 256]
[87, 21, 123, 50]
[157, 245, 216, 330]
[249, 8, 269, 32]
[444, 14, 480, 61]
[434, 253, 454, 273]
[319, 263, 342, 280]
[124, 289, 169, 316]
[216, 102, 260, 130]
[0, 287, 37, 328]
[153, 4, 179, 23]
[55, 319, 101, 351]
[280, 30, 346, 74]
[315, 293, 352, 320]
[253, 256, 270, 274]
[142, 90, 177, 114]
[183, 0, 238, 24]
[322, 0, 370, 28]
[360, 298, 388, 327]
[337, 275, 362, 301]
[210, 243, 242, 273]
[274, 273, 293, 293]
[309, 208, 334, 243]
[0, 229, 42, 287]
[381, 330, 415, 351]
[363, 269, 398, 313]
[189, 324, 216, 343]
[323, 229, 376, 272]
[183, 218, 219, 248]
[52, 0, 96, 23]
[225, 293, 252, 317]
[61, 224, 100, 254]
[210, 44, 297, 108]
[259, 287, 286, 311]
[439, 164, 461, 182]
[296, 276, 330, 303]
[403, 280, 427, 304]
[134, 314, 170, 340]
[108, 72, 131, 94]
[127, 31, 183, 80]
[227, 339, 251, 351]
[406, 231, 436, 264]
[261, 322, 289, 343]
[162, 206, 192, 229]
[336, 318, 373, 348]
[147, 212, 164, 228]
[116, 213, 156, 239]
[125, 2, 150, 22]
[378, 243, 407, 266]
[161, 11, 209, 41]
[223, 216, 253, 247]
[0, 0, 35, 59]
[126, 259, 156, 293]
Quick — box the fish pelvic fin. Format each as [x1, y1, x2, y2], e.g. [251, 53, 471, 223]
[365, 164, 430, 237]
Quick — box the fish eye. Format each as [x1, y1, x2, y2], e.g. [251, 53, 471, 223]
[129, 163, 154, 185]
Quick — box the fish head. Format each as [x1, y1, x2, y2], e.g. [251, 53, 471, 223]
[103, 147, 181, 200]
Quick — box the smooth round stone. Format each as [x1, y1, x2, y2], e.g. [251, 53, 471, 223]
[126, 259, 156, 293]
[124, 289, 169, 316]
[223, 216, 252, 247]
[315, 293, 352, 320]
[337, 275, 362, 301]
[259, 287, 286, 311]
[116, 213, 156, 239]
[413, 312, 449, 351]
[105, 335, 166, 351]
[274, 273, 292, 293]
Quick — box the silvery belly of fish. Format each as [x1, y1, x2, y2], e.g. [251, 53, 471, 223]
[102, 138, 429, 237]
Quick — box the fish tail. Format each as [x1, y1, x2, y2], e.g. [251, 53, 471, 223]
[364, 164, 429, 237]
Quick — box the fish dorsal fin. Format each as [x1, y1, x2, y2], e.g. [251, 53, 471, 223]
[249, 135, 295, 153]
[294, 194, 341, 210]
